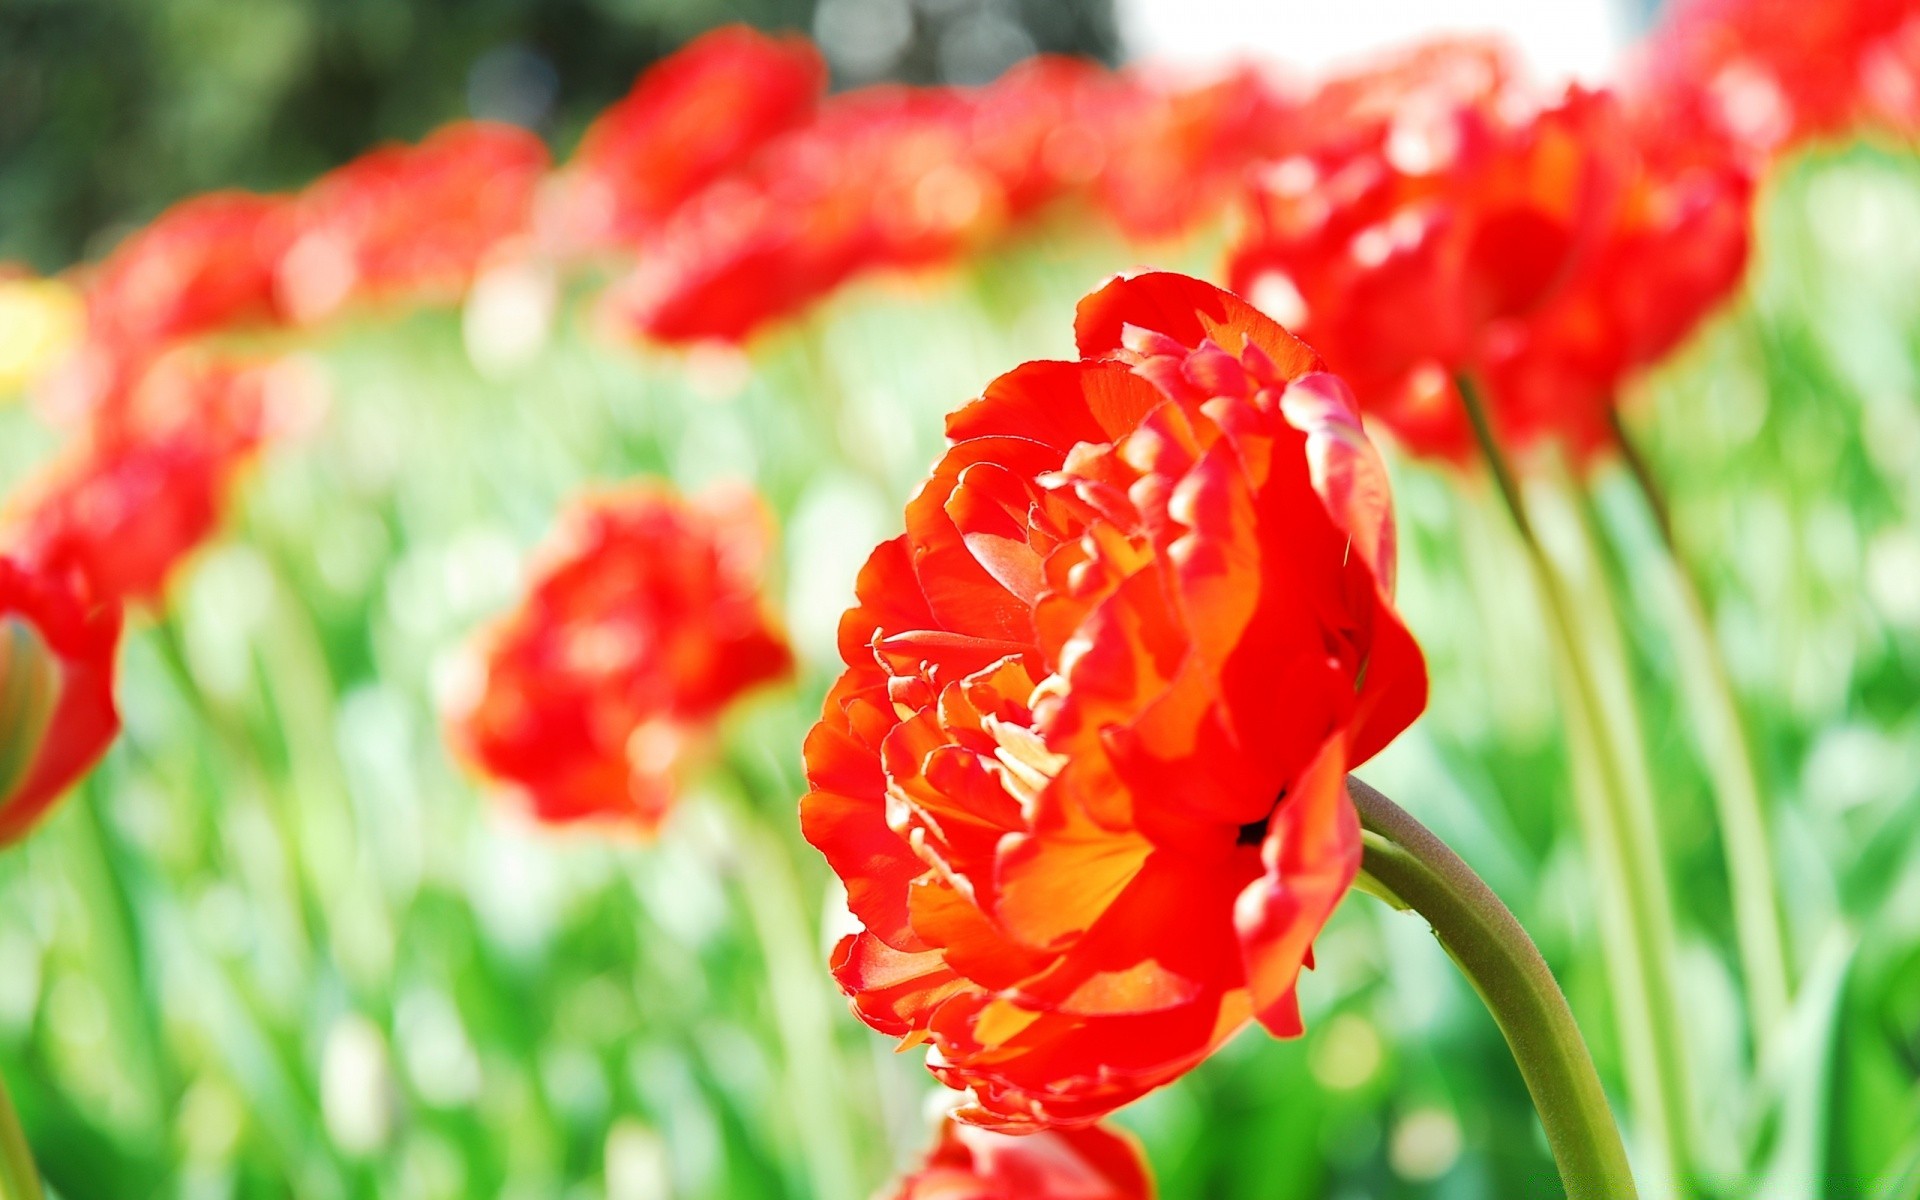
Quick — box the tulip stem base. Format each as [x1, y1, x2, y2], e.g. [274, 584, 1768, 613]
[0, 1065, 43, 1200]
[1350, 776, 1638, 1200]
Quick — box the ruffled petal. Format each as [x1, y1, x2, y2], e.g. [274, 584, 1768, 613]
[1074, 271, 1323, 381]
[1233, 733, 1359, 1037]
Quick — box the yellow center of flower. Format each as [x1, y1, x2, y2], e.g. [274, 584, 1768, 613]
[0, 615, 60, 803]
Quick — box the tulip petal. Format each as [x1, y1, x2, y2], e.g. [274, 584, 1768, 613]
[1074, 271, 1323, 381]
[0, 558, 123, 848]
[832, 931, 970, 1038]
[1234, 733, 1359, 1037]
[948, 360, 1169, 451]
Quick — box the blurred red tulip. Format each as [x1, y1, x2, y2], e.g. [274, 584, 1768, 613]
[1094, 65, 1296, 242]
[278, 121, 549, 323]
[887, 1116, 1154, 1200]
[1478, 106, 1754, 456]
[0, 554, 121, 847]
[7, 351, 297, 605]
[1227, 42, 1752, 461]
[550, 24, 827, 251]
[454, 485, 793, 832]
[802, 272, 1426, 1130]
[1639, 0, 1920, 155]
[960, 57, 1116, 220]
[84, 191, 293, 356]
[601, 82, 1012, 344]
[602, 56, 1303, 345]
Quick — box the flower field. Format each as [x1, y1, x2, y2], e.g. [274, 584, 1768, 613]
[2, 4, 1920, 1198]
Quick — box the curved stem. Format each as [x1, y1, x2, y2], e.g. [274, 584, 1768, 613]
[1457, 377, 1694, 1195]
[0, 1066, 43, 1200]
[1350, 776, 1638, 1200]
[1606, 407, 1792, 1045]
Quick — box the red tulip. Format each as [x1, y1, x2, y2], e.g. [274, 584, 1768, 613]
[550, 24, 827, 251]
[84, 191, 293, 356]
[887, 1116, 1153, 1200]
[601, 83, 1012, 344]
[960, 57, 1117, 220]
[1638, 0, 1920, 155]
[0, 555, 121, 847]
[802, 272, 1426, 1130]
[1477, 107, 1754, 456]
[453, 485, 793, 832]
[7, 351, 294, 605]
[278, 121, 549, 323]
[1094, 65, 1296, 242]
[939, 56, 1290, 243]
[602, 55, 1309, 345]
[1226, 42, 1752, 461]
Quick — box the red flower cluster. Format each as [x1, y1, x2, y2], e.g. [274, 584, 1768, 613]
[7, 350, 309, 606]
[56, 27, 1304, 361]
[802, 274, 1426, 1129]
[1226, 41, 1753, 461]
[24, 117, 529, 646]
[1640, 0, 1920, 156]
[453, 485, 793, 832]
[547, 25, 828, 251]
[887, 1116, 1153, 1200]
[597, 50, 1293, 344]
[64, 120, 545, 417]
[0, 555, 122, 847]
[600, 82, 1008, 344]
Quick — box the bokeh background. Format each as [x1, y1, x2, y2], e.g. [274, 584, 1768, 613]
[4, 1, 1920, 1199]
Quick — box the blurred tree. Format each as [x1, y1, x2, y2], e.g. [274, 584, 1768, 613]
[0, 0, 1117, 272]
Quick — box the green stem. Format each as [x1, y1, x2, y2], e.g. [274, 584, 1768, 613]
[1457, 377, 1694, 1196]
[76, 783, 178, 1136]
[1605, 407, 1792, 1045]
[1349, 777, 1637, 1200]
[148, 616, 324, 966]
[0, 1065, 42, 1200]
[708, 783, 862, 1200]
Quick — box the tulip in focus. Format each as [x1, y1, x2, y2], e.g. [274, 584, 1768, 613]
[887, 1115, 1153, 1200]
[454, 484, 793, 832]
[0, 555, 121, 847]
[802, 272, 1426, 1130]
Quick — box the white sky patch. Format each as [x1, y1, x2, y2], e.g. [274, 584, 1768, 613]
[1116, 0, 1627, 85]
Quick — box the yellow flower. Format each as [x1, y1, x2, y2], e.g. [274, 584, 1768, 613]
[0, 277, 85, 397]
